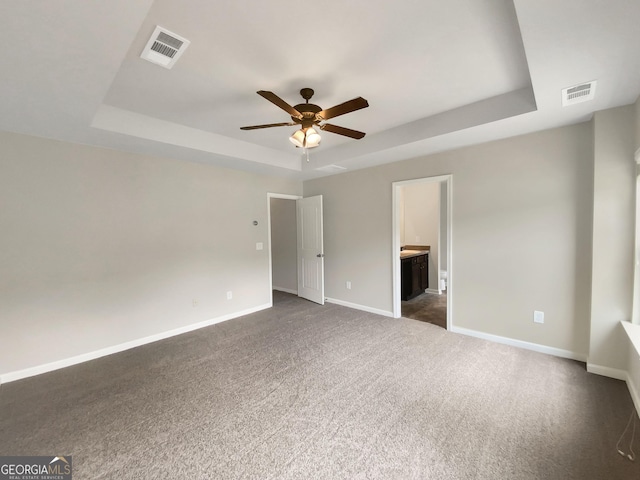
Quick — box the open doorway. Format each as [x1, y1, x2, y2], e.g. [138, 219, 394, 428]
[267, 193, 326, 307]
[392, 176, 452, 329]
[268, 194, 300, 305]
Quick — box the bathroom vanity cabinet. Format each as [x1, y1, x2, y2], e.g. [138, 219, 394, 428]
[401, 251, 429, 301]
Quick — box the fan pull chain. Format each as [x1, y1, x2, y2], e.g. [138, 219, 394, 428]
[616, 408, 637, 461]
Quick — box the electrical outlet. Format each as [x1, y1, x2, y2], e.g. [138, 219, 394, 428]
[226, 291, 233, 300]
[256, 242, 263, 250]
[533, 310, 544, 324]
[192, 299, 198, 307]
[346, 281, 352, 290]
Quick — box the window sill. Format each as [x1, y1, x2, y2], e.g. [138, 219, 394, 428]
[622, 321, 640, 357]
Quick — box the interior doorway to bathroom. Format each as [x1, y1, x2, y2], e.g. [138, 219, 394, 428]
[392, 175, 452, 329]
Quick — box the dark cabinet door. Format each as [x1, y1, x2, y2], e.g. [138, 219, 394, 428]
[401, 253, 429, 301]
[400, 254, 429, 301]
[401, 258, 413, 301]
[411, 260, 421, 297]
[420, 255, 429, 290]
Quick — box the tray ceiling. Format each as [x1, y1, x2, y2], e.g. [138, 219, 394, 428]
[1, 0, 640, 178]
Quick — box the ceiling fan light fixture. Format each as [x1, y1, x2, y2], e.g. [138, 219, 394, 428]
[289, 128, 321, 148]
[289, 129, 306, 148]
[305, 128, 321, 148]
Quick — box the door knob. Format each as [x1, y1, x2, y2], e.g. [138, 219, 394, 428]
[317, 253, 325, 258]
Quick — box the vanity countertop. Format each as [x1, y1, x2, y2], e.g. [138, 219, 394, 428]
[400, 249, 429, 259]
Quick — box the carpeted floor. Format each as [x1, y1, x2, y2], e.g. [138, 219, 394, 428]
[402, 291, 447, 329]
[1, 291, 639, 479]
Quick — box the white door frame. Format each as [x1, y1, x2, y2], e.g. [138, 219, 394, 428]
[267, 193, 302, 306]
[392, 175, 453, 329]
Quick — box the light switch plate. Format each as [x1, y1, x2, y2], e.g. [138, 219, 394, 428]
[256, 242, 263, 250]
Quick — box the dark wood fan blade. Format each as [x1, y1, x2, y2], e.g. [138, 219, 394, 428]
[240, 122, 296, 130]
[318, 97, 369, 120]
[320, 123, 366, 139]
[257, 91, 302, 118]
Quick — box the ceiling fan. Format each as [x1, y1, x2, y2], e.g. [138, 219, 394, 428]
[240, 88, 369, 149]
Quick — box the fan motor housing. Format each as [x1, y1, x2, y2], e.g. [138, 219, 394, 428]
[292, 103, 322, 126]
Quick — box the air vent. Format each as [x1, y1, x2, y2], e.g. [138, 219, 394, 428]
[140, 26, 190, 69]
[562, 81, 597, 107]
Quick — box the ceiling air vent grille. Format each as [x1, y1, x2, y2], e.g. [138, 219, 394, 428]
[562, 81, 597, 107]
[141, 26, 190, 69]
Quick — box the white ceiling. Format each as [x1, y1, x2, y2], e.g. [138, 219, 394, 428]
[2, 0, 640, 179]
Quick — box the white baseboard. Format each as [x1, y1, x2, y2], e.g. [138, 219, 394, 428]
[450, 325, 588, 362]
[0, 303, 271, 384]
[425, 288, 440, 295]
[273, 286, 298, 295]
[586, 363, 628, 381]
[325, 297, 394, 318]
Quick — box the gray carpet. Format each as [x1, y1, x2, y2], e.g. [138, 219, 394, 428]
[1, 291, 639, 479]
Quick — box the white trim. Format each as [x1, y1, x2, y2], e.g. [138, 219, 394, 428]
[392, 185, 400, 317]
[325, 297, 394, 318]
[450, 325, 588, 362]
[424, 288, 440, 295]
[273, 286, 298, 295]
[0, 303, 270, 384]
[634, 147, 640, 164]
[626, 371, 640, 418]
[267, 193, 302, 200]
[586, 363, 628, 381]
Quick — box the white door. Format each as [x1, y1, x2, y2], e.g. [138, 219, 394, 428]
[297, 195, 324, 304]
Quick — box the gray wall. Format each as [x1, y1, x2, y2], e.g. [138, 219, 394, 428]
[305, 122, 595, 357]
[270, 198, 297, 293]
[0, 131, 301, 375]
